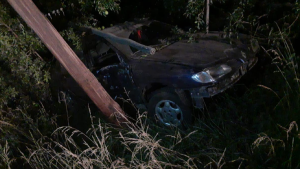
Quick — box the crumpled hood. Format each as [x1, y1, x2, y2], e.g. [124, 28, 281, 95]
[140, 39, 254, 69]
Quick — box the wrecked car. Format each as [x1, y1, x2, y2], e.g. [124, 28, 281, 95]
[70, 20, 259, 127]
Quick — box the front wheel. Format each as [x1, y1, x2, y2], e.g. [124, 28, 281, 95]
[148, 89, 192, 128]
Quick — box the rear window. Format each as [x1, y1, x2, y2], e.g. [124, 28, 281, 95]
[129, 21, 175, 53]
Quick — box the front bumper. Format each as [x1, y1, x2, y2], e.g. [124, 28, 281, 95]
[189, 56, 258, 108]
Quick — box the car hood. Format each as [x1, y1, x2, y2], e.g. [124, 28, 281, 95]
[137, 39, 255, 69]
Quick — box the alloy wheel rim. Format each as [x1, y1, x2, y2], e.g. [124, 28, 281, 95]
[155, 100, 183, 127]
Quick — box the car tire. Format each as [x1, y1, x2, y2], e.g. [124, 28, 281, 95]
[148, 88, 192, 128]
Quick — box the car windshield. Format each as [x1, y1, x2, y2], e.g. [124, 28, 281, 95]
[128, 21, 176, 54]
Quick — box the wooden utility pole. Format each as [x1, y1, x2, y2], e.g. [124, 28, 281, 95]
[7, 0, 128, 126]
[206, 0, 210, 34]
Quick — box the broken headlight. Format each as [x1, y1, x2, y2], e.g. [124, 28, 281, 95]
[192, 64, 232, 83]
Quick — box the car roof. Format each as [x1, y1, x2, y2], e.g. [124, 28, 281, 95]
[81, 20, 251, 65]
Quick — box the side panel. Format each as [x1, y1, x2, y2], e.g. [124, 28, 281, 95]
[95, 64, 144, 104]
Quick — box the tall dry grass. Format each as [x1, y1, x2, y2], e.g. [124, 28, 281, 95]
[18, 111, 201, 169]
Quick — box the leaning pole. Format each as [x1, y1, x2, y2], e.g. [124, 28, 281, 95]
[206, 0, 210, 34]
[7, 0, 129, 126]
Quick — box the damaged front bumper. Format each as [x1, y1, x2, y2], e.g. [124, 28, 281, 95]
[189, 56, 258, 109]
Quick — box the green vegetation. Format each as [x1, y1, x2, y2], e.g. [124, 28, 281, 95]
[1, 0, 300, 168]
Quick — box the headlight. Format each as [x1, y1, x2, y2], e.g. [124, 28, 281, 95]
[192, 71, 215, 83]
[192, 64, 232, 83]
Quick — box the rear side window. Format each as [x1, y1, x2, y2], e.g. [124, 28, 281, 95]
[129, 21, 174, 48]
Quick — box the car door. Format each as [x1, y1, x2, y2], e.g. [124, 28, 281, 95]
[95, 56, 144, 105]
[95, 64, 128, 100]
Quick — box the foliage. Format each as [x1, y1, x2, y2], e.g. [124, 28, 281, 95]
[163, 0, 187, 14]
[0, 3, 53, 163]
[0, 3, 50, 109]
[75, 0, 120, 16]
[40, 0, 120, 18]
[223, 0, 300, 38]
[185, 0, 206, 30]
[0, 0, 120, 167]
[183, 0, 226, 30]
